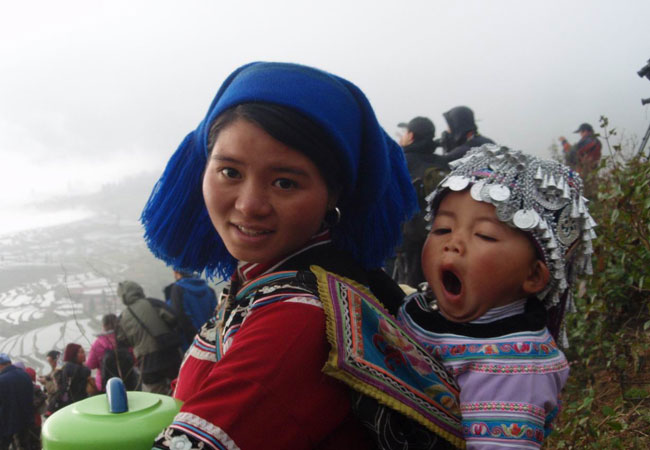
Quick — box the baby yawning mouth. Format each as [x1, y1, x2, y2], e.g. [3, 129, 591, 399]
[442, 270, 462, 295]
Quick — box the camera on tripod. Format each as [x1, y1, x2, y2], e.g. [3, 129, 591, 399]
[638, 59, 650, 106]
[638, 59, 650, 81]
[638, 58, 650, 154]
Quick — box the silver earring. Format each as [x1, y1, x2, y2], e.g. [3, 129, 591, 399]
[322, 207, 341, 229]
[332, 207, 341, 225]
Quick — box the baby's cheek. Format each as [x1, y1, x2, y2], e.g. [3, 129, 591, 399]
[420, 236, 437, 285]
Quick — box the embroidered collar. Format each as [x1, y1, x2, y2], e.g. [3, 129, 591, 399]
[235, 230, 332, 284]
[470, 299, 527, 324]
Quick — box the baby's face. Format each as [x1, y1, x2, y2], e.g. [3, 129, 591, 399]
[422, 190, 547, 323]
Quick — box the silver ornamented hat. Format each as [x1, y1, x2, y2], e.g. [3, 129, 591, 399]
[426, 145, 596, 338]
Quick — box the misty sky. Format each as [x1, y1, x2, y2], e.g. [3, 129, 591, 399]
[1, 0, 649, 215]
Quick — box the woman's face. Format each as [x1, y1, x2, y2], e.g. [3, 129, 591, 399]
[203, 118, 334, 264]
[76, 348, 86, 364]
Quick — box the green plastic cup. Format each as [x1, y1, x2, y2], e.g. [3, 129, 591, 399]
[42, 379, 181, 450]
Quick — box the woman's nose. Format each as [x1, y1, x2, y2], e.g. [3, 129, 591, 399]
[235, 181, 272, 217]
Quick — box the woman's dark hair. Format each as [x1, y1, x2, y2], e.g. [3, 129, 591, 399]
[102, 313, 118, 331]
[207, 103, 344, 194]
[63, 343, 82, 363]
[46, 350, 60, 360]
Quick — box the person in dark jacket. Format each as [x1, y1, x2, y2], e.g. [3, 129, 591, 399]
[432, 105, 495, 169]
[394, 117, 445, 288]
[559, 122, 602, 177]
[0, 353, 34, 450]
[163, 270, 218, 350]
[117, 280, 182, 394]
[397, 117, 445, 180]
[38, 350, 61, 418]
[59, 343, 91, 403]
[24, 367, 46, 450]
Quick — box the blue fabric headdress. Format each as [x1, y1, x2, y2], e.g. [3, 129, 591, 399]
[141, 62, 417, 280]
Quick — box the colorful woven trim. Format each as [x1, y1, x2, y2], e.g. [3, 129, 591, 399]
[215, 271, 306, 360]
[312, 265, 465, 449]
[165, 412, 240, 450]
[462, 416, 545, 449]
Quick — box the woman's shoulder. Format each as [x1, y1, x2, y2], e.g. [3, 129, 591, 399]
[240, 269, 320, 305]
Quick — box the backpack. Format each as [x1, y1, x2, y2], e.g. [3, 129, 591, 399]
[101, 347, 139, 391]
[46, 367, 75, 414]
[146, 297, 185, 350]
[125, 298, 184, 351]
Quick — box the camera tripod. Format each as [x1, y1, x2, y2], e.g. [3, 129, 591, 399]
[637, 58, 650, 155]
[639, 118, 650, 155]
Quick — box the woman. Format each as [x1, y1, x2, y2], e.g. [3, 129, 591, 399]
[143, 62, 461, 449]
[58, 343, 91, 404]
[85, 313, 118, 392]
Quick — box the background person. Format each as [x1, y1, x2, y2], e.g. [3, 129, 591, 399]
[24, 367, 46, 449]
[0, 353, 34, 450]
[432, 106, 494, 169]
[394, 116, 446, 288]
[559, 122, 602, 178]
[38, 350, 61, 418]
[140, 62, 427, 449]
[163, 270, 217, 350]
[116, 280, 182, 394]
[86, 313, 118, 392]
[59, 343, 91, 403]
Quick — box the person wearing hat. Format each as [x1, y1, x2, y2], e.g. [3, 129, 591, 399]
[559, 123, 602, 178]
[38, 350, 61, 417]
[397, 117, 444, 177]
[142, 62, 463, 449]
[395, 116, 446, 288]
[428, 106, 495, 170]
[116, 280, 182, 395]
[0, 353, 35, 450]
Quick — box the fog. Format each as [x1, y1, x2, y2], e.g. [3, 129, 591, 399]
[1, 0, 649, 232]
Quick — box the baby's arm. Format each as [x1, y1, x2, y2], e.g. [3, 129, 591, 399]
[456, 351, 568, 449]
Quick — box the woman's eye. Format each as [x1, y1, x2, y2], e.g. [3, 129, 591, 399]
[431, 228, 450, 235]
[476, 233, 497, 242]
[220, 167, 240, 179]
[273, 178, 297, 189]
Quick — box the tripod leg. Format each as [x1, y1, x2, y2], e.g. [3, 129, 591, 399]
[638, 122, 650, 155]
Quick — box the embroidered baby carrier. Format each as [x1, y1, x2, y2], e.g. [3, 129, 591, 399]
[213, 265, 465, 449]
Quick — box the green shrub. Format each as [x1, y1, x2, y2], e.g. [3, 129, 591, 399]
[547, 118, 650, 448]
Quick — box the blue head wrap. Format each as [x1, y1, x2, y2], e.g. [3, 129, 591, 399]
[141, 62, 417, 280]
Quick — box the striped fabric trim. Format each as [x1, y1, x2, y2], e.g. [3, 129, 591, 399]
[447, 359, 569, 376]
[466, 438, 541, 449]
[400, 312, 566, 373]
[187, 340, 217, 362]
[249, 293, 308, 309]
[285, 296, 323, 308]
[469, 299, 526, 323]
[463, 417, 546, 449]
[171, 412, 240, 450]
[461, 401, 546, 422]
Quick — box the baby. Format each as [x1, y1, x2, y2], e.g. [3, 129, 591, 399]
[398, 145, 596, 449]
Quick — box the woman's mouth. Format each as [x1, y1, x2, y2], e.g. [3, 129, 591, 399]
[442, 270, 462, 296]
[234, 224, 272, 237]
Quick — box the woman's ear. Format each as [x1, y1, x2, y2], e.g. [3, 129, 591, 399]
[327, 187, 342, 210]
[522, 260, 551, 295]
